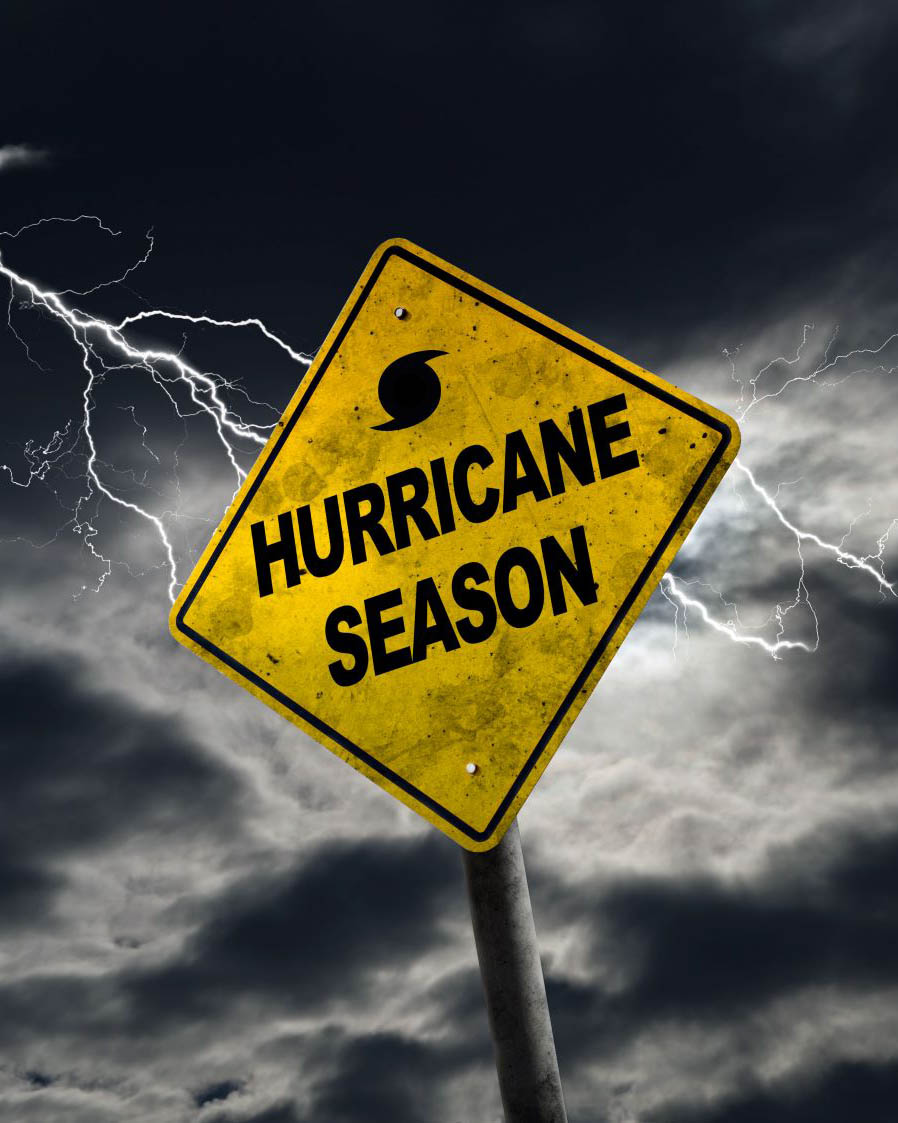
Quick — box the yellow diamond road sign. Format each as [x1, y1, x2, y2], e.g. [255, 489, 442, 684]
[170, 239, 739, 850]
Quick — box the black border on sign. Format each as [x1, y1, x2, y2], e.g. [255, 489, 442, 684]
[175, 244, 733, 843]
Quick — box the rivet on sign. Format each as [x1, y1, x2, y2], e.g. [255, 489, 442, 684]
[394, 307, 408, 319]
[466, 762, 478, 775]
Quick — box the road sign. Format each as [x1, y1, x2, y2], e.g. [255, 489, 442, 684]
[170, 239, 740, 850]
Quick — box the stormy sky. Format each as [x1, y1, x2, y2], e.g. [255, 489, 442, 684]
[1, 2, 898, 1121]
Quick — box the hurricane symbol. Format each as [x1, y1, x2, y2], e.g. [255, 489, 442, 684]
[371, 349, 446, 431]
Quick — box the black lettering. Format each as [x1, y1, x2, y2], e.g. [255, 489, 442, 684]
[326, 605, 369, 686]
[452, 562, 497, 644]
[588, 394, 640, 478]
[430, 456, 457, 535]
[387, 467, 440, 551]
[365, 588, 412, 675]
[296, 495, 344, 578]
[412, 578, 461, 662]
[343, 482, 396, 564]
[539, 407, 595, 496]
[502, 429, 550, 512]
[453, 445, 500, 523]
[541, 525, 598, 615]
[494, 546, 545, 628]
[250, 512, 302, 598]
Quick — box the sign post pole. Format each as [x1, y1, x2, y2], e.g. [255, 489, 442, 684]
[462, 819, 568, 1123]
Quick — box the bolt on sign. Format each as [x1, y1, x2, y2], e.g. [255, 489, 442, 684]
[170, 239, 740, 851]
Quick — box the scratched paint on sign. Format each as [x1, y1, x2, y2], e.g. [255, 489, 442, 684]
[170, 239, 740, 850]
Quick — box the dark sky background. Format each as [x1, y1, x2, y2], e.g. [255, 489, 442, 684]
[2, 2, 898, 1121]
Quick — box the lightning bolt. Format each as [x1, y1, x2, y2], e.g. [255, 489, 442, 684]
[728, 322, 898, 420]
[1, 220, 894, 658]
[0, 216, 311, 602]
[663, 324, 898, 657]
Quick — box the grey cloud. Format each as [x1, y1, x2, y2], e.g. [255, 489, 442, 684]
[0, 144, 48, 172]
[212, 1023, 497, 1123]
[531, 821, 898, 1069]
[653, 1058, 898, 1123]
[0, 836, 489, 1122]
[0, 832, 465, 1054]
[126, 831, 465, 1025]
[0, 649, 244, 930]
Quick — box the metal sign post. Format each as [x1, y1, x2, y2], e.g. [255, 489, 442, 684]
[463, 820, 568, 1123]
[168, 238, 740, 1114]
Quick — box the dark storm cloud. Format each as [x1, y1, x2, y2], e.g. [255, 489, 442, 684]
[299, 1031, 453, 1123]
[0, 859, 62, 930]
[1, 1, 897, 1119]
[2, 0, 897, 369]
[0, 839, 485, 1122]
[212, 1021, 494, 1123]
[538, 821, 898, 1063]
[653, 1058, 898, 1123]
[424, 963, 493, 1049]
[0, 834, 468, 1060]
[0, 648, 242, 929]
[126, 831, 464, 1024]
[0, 971, 118, 1049]
[23, 1070, 54, 1089]
[791, 574, 898, 727]
[0, 646, 466, 1054]
[194, 1079, 244, 1107]
[205, 974, 497, 1123]
[676, 558, 898, 735]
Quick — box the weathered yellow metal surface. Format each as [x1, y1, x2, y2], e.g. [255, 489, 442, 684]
[170, 239, 740, 850]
